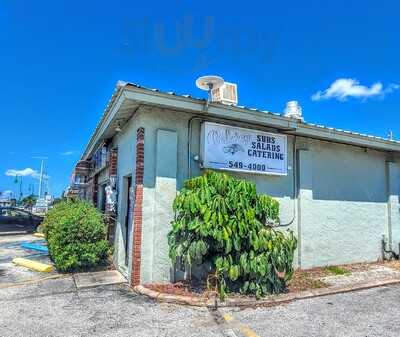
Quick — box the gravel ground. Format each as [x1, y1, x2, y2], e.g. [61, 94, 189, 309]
[224, 284, 400, 337]
[1, 276, 400, 337]
[0, 277, 222, 337]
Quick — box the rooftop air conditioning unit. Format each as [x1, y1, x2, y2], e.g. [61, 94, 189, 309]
[284, 100, 304, 121]
[211, 82, 238, 105]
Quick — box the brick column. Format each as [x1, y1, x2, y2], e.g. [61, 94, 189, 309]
[107, 148, 118, 212]
[109, 148, 118, 176]
[131, 127, 145, 286]
[106, 148, 118, 242]
[92, 174, 98, 207]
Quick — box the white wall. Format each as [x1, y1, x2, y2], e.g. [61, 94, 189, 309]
[113, 107, 400, 283]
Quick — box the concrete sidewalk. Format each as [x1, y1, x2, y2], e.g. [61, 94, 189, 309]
[74, 270, 127, 289]
[0, 233, 126, 290]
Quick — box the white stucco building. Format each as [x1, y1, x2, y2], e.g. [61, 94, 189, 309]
[71, 81, 400, 286]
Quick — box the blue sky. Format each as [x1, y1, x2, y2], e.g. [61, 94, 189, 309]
[0, 0, 399, 198]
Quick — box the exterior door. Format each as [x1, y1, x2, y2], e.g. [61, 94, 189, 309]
[125, 177, 133, 267]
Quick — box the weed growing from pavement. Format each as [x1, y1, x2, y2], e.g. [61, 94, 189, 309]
[324, 266, 351, 276]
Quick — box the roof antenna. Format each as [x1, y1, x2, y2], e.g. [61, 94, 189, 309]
[196, 75, 224, 111]
[388, 130, 394, 141]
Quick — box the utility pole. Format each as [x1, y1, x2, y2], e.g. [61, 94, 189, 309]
[19, 177, 23, 201]
[28, 183, 34, 196]
[14, 174, 23, 202]
[38, 159, 45, 199]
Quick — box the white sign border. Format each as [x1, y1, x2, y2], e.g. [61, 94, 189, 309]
[200, 122, 288, 176]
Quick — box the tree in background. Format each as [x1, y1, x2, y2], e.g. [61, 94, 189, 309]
[21, 194, 37, 209]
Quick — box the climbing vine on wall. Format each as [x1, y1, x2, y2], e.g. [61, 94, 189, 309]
[168, 170, 297, 299]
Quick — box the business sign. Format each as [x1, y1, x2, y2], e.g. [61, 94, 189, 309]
[201, 122, 287, 175]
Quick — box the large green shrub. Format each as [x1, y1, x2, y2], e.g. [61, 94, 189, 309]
[168, 171, 297, 298]
[43, 199, 109, 272]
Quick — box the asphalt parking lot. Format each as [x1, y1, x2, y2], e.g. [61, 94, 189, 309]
[0, 278, 222, 337]
[0, 233, 57, 285]
[2, 223, 400, 337]
[1, 276, 400, 337]
[222, 285, 400, 337]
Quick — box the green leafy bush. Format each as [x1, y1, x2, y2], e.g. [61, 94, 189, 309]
[43, 199, 109, 272]
[168, 171, 297, 299]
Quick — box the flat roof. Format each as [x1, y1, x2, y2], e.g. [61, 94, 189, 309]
[81, 81, 400, 159]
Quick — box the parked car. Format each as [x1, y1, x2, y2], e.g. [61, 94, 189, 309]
[0, 207, 43, 231]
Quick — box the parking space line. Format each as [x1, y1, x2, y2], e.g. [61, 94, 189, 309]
[0, 274, 66, 289]
[223, 313, 261, 337]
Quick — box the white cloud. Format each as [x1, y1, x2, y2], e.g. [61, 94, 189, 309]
[5, 168, 49, 179]
[385, 83, 400, 94]
[60, 150, 76, 156]
[0, 190, 12, 197]
[311, 78, 399, 101]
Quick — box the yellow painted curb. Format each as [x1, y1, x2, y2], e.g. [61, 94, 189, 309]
[33, 232, 45, 238]
[223, 313, 234, 322]
[223, 313, 260, 337]
[12, 258, 53, 273]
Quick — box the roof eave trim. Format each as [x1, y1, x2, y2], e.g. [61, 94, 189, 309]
[83, 84, 400, 158]
[123, 86, 400, 153]
[81, 88, 126, 160]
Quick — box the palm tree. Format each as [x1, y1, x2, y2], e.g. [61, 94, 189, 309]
[21, 194, 37, 210]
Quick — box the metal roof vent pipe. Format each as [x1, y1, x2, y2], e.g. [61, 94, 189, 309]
[284, 100, 304, 122]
